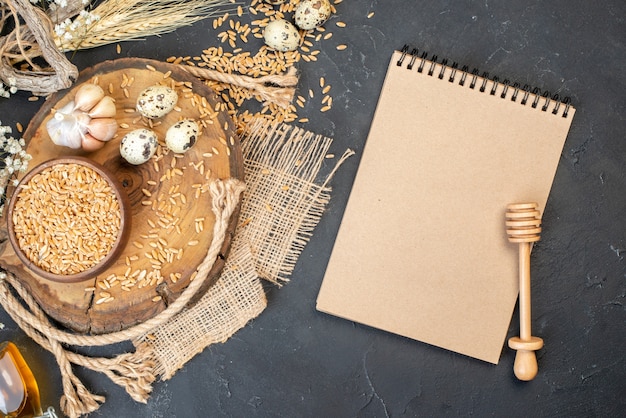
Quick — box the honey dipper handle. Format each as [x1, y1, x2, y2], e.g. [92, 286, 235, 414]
[519, 242, 532, 340]
[514, 241, 539, 381]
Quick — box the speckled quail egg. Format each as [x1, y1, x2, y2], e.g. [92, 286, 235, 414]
[165, 119, 199, 154]
[294, 0, 332, 30]
[120, 128, 158, 165]
[263, 19, 301, 52]
[136, 85, 178, 119]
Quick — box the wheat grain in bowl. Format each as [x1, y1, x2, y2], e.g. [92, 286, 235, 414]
[7, 157, 131, 282]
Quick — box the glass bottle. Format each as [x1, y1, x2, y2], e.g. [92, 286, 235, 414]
[0, 342, 56, 418]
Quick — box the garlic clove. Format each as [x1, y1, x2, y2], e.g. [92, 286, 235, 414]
[73, 83, 105, 112]
[87, 118, 118, 142]
[81, 133, 106, 152]
[87, 96, 117, 118]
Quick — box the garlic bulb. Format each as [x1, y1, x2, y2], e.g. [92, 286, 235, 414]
[46, 83, 118, 151]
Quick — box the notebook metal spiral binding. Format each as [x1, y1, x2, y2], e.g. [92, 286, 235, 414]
[397, 45, 572, 118]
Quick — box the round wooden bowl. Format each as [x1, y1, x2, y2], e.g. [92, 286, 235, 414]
[6, 156, 132, 283]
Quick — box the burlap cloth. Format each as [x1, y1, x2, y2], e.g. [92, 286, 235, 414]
[139, 118, 353, 378]
[0, 117, 352, 417]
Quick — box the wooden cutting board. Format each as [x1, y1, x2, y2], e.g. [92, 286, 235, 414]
[0, 58, 244, 334]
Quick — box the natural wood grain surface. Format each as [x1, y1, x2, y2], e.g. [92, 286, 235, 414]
[0, 58, 244, 334]
[506, 203, 544, 381]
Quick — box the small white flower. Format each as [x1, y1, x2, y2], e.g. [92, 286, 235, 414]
[0, 122, 30, 216]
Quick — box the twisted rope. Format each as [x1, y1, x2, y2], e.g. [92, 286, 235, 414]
[179, 65, 298, 109]
[0, 177, 245, 418]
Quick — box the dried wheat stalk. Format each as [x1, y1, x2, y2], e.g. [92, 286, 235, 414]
[0, 0, 238, 96]
[56, 0, 240, 51]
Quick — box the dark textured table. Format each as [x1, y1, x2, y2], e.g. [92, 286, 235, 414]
[1, 1, 624, 416]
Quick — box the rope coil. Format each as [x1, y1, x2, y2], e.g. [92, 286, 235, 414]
[0, 177, 245, 418]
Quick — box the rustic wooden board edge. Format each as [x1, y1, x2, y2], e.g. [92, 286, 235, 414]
[0, 58, 245, 335]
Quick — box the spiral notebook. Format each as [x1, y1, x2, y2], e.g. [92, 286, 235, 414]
[317, 45, 576, 364]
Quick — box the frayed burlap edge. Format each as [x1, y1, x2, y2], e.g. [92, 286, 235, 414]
[237, 118, 354, 283]
[135, 239, 266, 380]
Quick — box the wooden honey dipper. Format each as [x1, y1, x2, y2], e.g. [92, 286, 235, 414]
[506, 202, 544, 381]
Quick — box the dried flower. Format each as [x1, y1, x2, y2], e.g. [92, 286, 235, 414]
[0, 121, 32, 215]
[0, 77, 17, 99]
[54, 9, 101, 49]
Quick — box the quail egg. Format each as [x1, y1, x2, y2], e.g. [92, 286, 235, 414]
[294, 0, 332, 30]
[120, 129, 158, 165]
[263, 19, 301, 52]
[165, 119, 199, 153]
[136, 85, 178, 119]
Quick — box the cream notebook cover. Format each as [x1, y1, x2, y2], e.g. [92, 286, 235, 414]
[317, 46, 576, 364]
